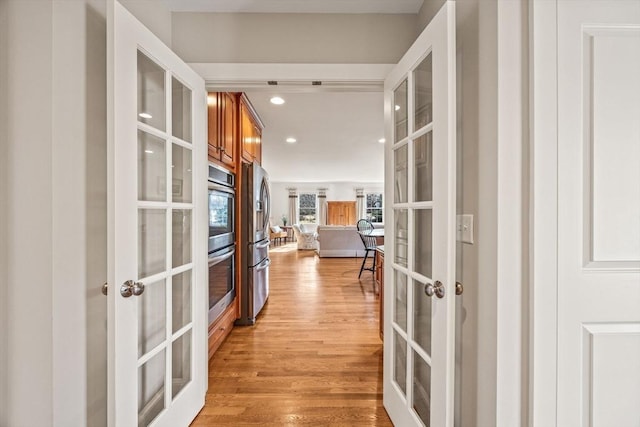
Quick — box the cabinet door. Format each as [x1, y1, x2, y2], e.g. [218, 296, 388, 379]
[240, 101, 255, 163]
[207, 92, 220, 162]
[253, 122, 262, 164]
[220, 92, 236, 168]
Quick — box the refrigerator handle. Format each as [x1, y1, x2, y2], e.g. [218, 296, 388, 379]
[256, 240, 271, 250]
[256, 258, 271, 271]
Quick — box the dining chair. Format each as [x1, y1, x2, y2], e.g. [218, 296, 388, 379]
[356, 219, 377, 278]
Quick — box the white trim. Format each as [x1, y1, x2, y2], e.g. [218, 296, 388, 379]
[496, 0, 526, 426]
[189, 63, 394, 92]
[317, 249, 367, 258]
[529, 1, 558, 426]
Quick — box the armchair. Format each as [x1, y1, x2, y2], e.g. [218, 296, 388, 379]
[269, 224, 288, 245]
[292, 224, 318, 250]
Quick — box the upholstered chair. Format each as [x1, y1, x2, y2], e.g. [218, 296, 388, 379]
[292, 224, 317, 250]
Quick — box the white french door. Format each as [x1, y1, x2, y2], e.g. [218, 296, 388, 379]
[383, 2, 456, 427]
[107, 2, 207, 426]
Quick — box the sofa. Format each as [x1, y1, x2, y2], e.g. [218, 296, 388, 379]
[315, 225, 366, 257]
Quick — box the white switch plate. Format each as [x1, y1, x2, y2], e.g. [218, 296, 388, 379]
[456, 214, 474, 244]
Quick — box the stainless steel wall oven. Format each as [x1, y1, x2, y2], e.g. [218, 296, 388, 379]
[208, 163, 236, 323]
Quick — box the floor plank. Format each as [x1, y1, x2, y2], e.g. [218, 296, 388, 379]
[191, 243, 392, 426]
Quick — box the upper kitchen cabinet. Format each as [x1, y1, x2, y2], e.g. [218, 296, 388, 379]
[239, 94, 264, 164]
[207, 92, 237, 171]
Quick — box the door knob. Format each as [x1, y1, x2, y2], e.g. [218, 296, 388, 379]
[424, 280, 445, 299]
[455, 281, 463, 295]
[120, 280, 145, 298]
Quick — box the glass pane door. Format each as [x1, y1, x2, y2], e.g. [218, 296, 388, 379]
[136, 50, 195, 426]
[110, 3, 207, 425]
[383, 2, 456, 426]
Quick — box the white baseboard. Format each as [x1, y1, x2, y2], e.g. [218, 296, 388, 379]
[317, 249, 366, 258]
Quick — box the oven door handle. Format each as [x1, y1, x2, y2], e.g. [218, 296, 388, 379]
[255, 258, 271, 271]
[208, 248, 235, 266]
[208, 182, 235, 194]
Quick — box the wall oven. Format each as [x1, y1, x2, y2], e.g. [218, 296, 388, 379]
[208, 163, 236, 323]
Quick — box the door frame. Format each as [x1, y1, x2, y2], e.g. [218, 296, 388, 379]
[529, 1, 559, 426]
[191, 36, 528, 423]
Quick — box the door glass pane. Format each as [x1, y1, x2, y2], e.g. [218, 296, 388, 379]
[394, 145, 408, 203]
[138, 131, 166, 202]
[138, 349, 165, 427]
[138, 279, 166, 357]
[414, 53, 433, 131]
[139, 209, 166, 278]
[137, 51, 166, 131]
[394, 271, 408, 332]
[415, 209, 433, 278]
[413, 279, 432, 355]
[172, 330, 192, 399]
[172, 144, 192, 203]
[414, 132, 433, 202]
[172, 210, 192, 268]
[172, 270, 192, 333]
[394, 331, 408, 395]
[413, 351, 431, 426]
[395, 209, 408, 267]
[394, 79, 408, 142]
[171, 77, 192, 142]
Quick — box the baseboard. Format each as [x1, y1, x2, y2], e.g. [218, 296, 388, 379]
[318, 249, 366, 258]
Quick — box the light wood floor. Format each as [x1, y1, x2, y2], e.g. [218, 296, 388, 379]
[191, 243, 393, 426]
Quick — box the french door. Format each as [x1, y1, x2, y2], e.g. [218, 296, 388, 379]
[383, 2, 457, 426]
[107, 2, 208, 426]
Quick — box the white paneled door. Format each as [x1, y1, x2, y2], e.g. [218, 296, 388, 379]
[107, 2, 207, 426]
[383, 2, 456, 426]
[556, 1, 640, 425]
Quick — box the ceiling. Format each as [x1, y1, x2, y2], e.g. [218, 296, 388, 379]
[245, 91, 385, 183]
[167, 1, 406, 183]
[164, 0, 423, 14]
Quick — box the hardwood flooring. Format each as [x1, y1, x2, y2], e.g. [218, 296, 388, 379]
[191, 244, 392, 426]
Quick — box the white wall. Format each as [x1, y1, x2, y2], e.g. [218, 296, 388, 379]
[269, 181, 383, 226]
[1, 0, 108, 426]
[171, 12, 418, 64]
[0, 0, 8, 422]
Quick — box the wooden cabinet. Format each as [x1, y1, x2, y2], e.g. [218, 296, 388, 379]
[239, 94, 264, 164]
[208, 302, 237, 358]
[327, 201, 357, 225]
[375, 247, 384, 341]
[207, 92, 237, 171]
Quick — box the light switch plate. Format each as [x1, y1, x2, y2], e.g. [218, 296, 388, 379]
[456, 214, 474, 244]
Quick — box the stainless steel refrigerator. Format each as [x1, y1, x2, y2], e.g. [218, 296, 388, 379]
[236, 161, 271, 325]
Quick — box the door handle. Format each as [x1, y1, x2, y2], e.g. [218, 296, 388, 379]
[424, 280, 445, 299]
[120, 280, 145, 298]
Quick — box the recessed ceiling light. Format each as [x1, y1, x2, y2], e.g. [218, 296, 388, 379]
[270, 96, 285, 105]
[286, 137, 297, 143]
[378, 138, 386, 143]
[139, 112, 152, 119]
[394, 105, 401, 111]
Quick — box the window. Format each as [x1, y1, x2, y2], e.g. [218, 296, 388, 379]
[366, 193, 383, 223]
[298, 193, 317, 224]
